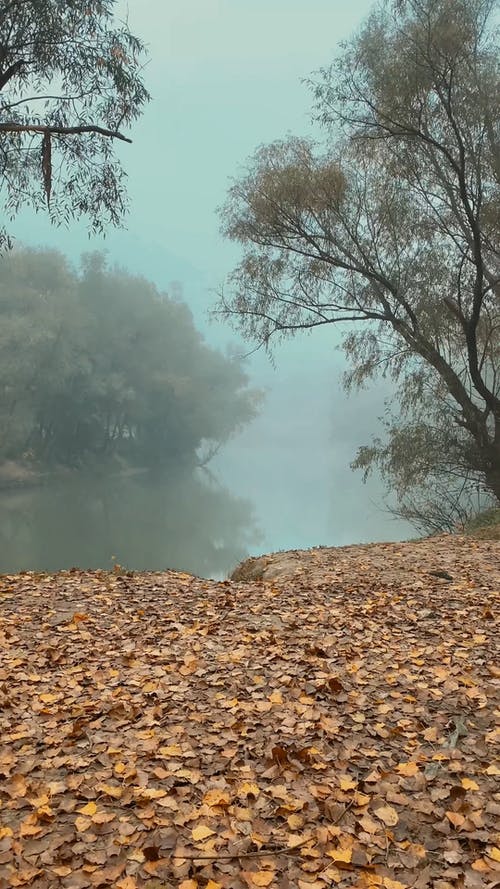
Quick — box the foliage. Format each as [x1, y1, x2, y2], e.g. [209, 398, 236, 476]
[0, 248, 260, 470]
[462, 505, 500, 539]
[0, 534, 499, 885]
[217, 0, 500, 519]
[0, 0, 150, 246]
[0, 248, 261, 574]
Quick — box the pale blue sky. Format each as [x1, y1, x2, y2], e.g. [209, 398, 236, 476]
[12, 0, 411, 553]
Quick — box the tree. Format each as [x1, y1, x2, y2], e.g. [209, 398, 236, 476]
[217, 0, 500, 522]
[0, 248, 260, 471]
[0, 248, 262, 574]
[0, 0, 149, 248]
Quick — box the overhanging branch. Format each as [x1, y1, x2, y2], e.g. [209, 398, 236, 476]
[0, 122, 132, 143]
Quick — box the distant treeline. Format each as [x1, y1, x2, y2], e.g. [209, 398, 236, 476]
[0, 248, 261, 575]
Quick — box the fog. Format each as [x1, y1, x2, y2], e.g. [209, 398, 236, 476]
[3, 0, 413, 579]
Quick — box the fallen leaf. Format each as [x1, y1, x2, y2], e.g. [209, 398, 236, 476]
[250, 873, 275, 887]
[192, 824, 216, 842]
[374, 805, 399, 826]
[461, 777, 479, 790]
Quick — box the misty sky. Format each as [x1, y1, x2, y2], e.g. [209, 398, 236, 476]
[12, 0, 412, 554]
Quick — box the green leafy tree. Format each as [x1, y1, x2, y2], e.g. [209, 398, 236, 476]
[0, 0, 149, 247]
[217, 0, 500, 524]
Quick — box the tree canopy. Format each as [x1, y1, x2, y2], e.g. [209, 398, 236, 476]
[217, 0, 500, 524]
[0, 248, 261, 574]
[0, 0, 149, 247]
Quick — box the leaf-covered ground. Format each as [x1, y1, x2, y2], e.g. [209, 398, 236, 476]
[0, 535, 499, 889]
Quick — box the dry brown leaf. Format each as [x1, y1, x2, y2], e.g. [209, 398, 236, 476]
[374, 805, 399, 826]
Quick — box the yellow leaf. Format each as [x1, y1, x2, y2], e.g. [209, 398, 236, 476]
[488, 847, 500, 863]
[114, 762, 126, 774]
[238, 781, 260, 797]
[396, 762, 420, 777]
[203, 789, 231, 808]
[75, 816, 91, 832]
[287, 813, 304, 830]
[269, 691, 283, 704]
[78, 801, 97, 816]
[374, 805, 399, 826]
[192, 824, 216, 842]
[339, 775, 358, 791]
[39, 693, 58, 703]
[383, 880, 408, 889]
[0, 825, 13, 838]
[251, 872, 275, 887]
[327, 846, 352, 863]
[485, 764, 500, 776]
[159, 744, 183, 756]
[97, 783, 123, 799]
[206, 882, 224, 889]
[179, 881, 198, 889]
[461, 778, 479, 791]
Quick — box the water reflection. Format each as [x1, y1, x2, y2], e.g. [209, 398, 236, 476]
[0, 467, 260, 579]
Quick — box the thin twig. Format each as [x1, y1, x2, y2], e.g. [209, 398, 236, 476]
[175, 835, 313, 862]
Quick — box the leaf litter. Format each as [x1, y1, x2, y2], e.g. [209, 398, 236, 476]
[0, 533, 499, 889]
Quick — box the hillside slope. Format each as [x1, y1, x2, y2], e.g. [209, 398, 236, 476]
[0, 534, 499, 889]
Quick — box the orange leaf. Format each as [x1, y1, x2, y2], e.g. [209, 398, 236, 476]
[472, 858, 491, 872]
[446, 811, 465, 828]
[396, 762, 420, 777]
[203, 789, 231, 808]
[251, 873, 275, 887]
